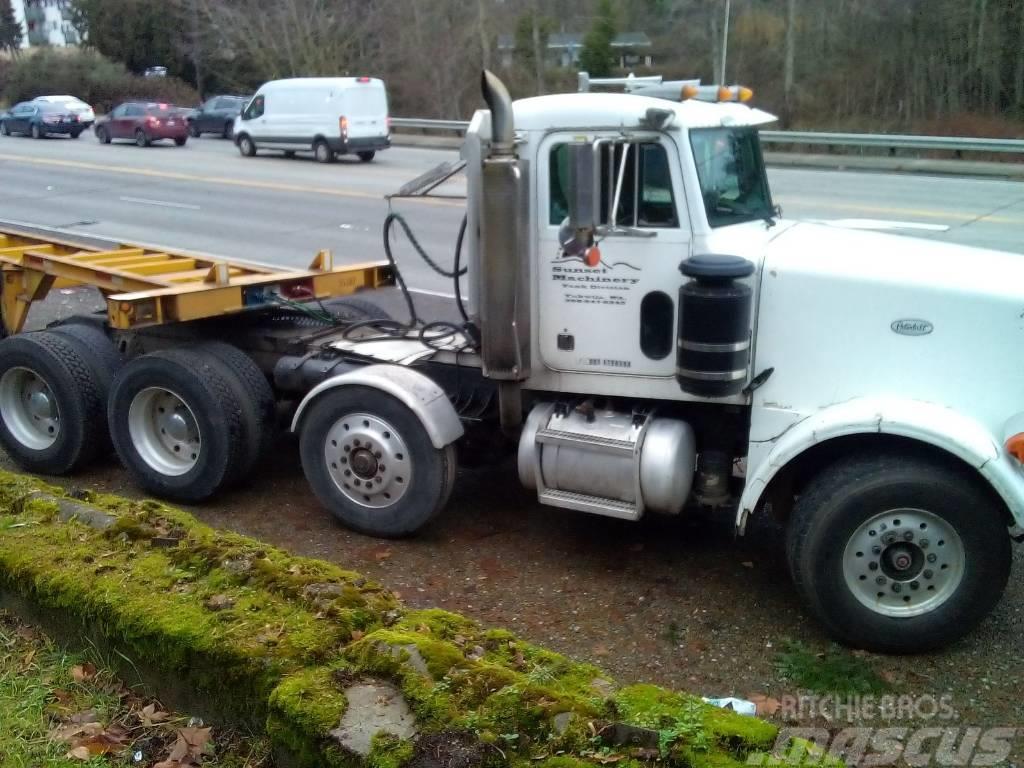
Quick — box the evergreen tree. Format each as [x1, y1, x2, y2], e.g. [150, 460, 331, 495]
[578, 0, 618, 77]
[0, 0, 23, 54]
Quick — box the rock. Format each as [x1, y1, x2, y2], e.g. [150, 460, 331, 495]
[205, 595, 235, 611]
[25, 492, 118, 530]
[222, 558, 253, 576]
[590, 677, 616, 698]
[330, 681, 416, 757]
[378, 642, 432, 679]
[552, 712, 574, 736]
[303, 583, 344, 600]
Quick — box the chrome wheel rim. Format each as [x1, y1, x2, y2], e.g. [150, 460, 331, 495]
[127, 387, 201, 476]
[324, 413, 411, 508]
[843, 508, 965, 618]
[0, 367, 60, 450]
[316, 143, 330, 162]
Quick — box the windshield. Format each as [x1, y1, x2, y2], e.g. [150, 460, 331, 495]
[690, 127, 773, 227]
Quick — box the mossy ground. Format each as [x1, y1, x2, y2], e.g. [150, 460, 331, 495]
[0, 471, 835, 767]
[776, 640, 890, 696]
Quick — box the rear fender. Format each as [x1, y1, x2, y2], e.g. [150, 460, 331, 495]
[290, 364, 463, 449]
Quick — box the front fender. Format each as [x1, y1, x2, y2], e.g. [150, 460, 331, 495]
[290, 364, 464, 449]
[738, 397, 1024, 531]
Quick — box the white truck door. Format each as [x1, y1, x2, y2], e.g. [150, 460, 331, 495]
[536, 133, 692, 377]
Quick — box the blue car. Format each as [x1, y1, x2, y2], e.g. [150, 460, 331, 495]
[0, 101, 86, 139]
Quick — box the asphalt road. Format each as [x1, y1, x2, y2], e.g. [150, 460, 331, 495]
[1, 132, 1023, 299]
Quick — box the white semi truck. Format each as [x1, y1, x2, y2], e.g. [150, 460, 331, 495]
[0, 71, 1019, 654]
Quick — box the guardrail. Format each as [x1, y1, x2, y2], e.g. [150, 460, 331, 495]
[390, 118, 1024, 156]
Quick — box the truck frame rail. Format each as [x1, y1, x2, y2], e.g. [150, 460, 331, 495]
[0, 226, 393, 334]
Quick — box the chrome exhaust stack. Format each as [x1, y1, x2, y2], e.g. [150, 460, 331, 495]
[477, 70, 530, 430]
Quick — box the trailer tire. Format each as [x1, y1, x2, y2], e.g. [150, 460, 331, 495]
[193, 341, 276, 483]
[787, 453, 1011, 653]
[0, 331, 108, 474]
[108, 348, 247, 502]
[49, 322, 123, 451]
[299, 386, 456, 537]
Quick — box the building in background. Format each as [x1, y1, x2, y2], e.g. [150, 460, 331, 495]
[497, 32, 653, 70]
[9, 0, 77, 48]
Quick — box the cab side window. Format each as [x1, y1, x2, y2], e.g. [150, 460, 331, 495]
[111, 104, 128, 118]
[549, 141, 679, 228]
[243, 95, 265, 120]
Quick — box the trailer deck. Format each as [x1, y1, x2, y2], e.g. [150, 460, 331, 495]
[0, 225, 394, 334]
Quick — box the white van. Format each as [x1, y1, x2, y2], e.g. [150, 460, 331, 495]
[234, 77, 391, 163]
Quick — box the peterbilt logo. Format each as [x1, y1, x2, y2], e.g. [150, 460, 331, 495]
[891, 319, 933, 336]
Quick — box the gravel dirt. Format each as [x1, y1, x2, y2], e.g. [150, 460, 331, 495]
[4, 287, 1022, 766]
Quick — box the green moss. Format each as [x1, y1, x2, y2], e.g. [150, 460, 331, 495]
[0, 470, 786, 768]
[367, 733, 414, 768]
[777, 640, 889, 696]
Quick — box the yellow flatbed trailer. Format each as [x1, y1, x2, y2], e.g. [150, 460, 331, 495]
[0, 225, 393, 335]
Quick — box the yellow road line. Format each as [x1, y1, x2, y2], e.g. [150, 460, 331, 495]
[0, 153, 464, 208]
[779, 197, 1023, 224]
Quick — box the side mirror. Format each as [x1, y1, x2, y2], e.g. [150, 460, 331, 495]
[567, 142, 595, 231]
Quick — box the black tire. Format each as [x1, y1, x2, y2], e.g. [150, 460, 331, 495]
[188, 122, 200, 137]
[299, 386, 456, 537]
[174, 136, 187, 147]
[191, 341, 276, 484]
[0, 331, 108, 474]
[313, 139, 335, 164]
[325, 297, 394, 323]
[787, 453, 1012, 653]
[135, 129, 150, 148]
[96, 126, 111, 144]
[31, 123, 44, 139]
[357, 151, 376, 162]
[222, 121, 233, 139]
[283, 150, 296, 159]
[237, 134, 256, 157]
[108, 348, 247, 502]
[70, 130, 81, 139]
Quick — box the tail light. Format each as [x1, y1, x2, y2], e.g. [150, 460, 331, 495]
[340, 116, 348, 138]
[386, 116, 392, 133]
[146, 116, 160, 125]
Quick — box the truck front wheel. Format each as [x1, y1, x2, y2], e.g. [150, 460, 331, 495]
[299, 386, 456, 537]
[787, 453, 1011, 653]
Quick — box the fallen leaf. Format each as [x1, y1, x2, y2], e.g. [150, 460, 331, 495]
[350, 630, 365, 641]
[141, 702, 170, 726]
[747, 693, 782, 717]
[373, 547, 393, 562]
[66, 746, 91, 761]
[154, 726, 214, 768]
[71, 663, 97, 683]
[68, 710, 100, 725]
[15, 625, 39, 642]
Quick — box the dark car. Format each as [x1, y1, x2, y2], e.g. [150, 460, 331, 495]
[94, 102, 189, 147]
[0, 101, 87, 139]
[187, 95, 249, 138]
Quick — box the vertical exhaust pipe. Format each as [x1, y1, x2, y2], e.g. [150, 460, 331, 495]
[477, 70, 529, 431]
[481, 70, 514, 155]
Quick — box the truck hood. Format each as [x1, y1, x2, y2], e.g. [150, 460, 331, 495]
[753, 221, 1024, 440]
[766, 221, 1024, 300]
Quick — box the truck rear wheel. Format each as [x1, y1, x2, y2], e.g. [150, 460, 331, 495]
[787, 453, 1011, 653]
[108, 347, 248, 502]
[357, 151, 376, 162]
[299, 386, 456, 537]
[0, 331, 109, 473]
[193, 341, 276, 484]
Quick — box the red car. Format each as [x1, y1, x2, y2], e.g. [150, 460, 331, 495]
[94, 102, 189, 147]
